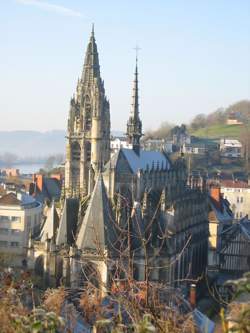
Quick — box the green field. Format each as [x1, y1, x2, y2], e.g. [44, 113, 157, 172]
[191, 124, 244, 140]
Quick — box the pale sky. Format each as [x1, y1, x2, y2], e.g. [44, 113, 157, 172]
[1, 0, 250, 132]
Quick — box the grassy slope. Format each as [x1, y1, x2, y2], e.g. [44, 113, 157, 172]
[191, 124, 243, 139]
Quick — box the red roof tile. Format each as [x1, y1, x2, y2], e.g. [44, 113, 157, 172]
[220, 180, 249, 189]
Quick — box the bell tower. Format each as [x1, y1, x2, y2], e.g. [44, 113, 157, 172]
[64, 26, 110, 198]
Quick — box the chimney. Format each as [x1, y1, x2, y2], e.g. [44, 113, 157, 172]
[51, 174, 62, 182]
[32, 173, 36, 183]
[189, 284, 196, 309]
[36, 174, 43, 192]
[210, 185, 221, 209]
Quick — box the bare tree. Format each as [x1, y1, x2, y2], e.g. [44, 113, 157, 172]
[144, 121, 174, 140]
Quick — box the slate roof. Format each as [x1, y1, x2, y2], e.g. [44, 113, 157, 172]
[76, 174, 118, 254]
[56, 198, 79, 246]
[32, 177, 61, 203]
[209, 196, 233, 224]
[40, 201, 59, 242]
[121, 148, 170, 173]
[220, 217, 250, 245]
[0, 192, 21, 205]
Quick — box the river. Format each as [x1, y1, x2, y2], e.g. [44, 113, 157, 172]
[13, 163, 45, 175]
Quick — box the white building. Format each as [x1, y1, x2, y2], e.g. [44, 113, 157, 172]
[143, 139, 173, 153]
[220, 180, 250, 220]
[220, 139, 242, 158]
[110, 136, 132, 154]
[0, 192, 42, 266]
[182, 143, 206, 155]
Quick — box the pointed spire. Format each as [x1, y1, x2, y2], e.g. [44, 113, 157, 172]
[81, 24, 100, 82]
[76, 174, 117, 254]
[131, 57, 139, 118]
[126, 51, 142, 155]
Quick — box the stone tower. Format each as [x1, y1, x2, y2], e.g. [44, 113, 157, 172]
[126, 57, 142, 155]
[64, 26, 110, 198]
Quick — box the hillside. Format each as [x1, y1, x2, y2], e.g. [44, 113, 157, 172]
[191, 124, 244, 140]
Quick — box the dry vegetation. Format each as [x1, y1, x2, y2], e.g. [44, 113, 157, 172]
[1, 267, 250, 332]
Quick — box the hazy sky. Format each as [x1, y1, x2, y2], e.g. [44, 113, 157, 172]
[1, 0, 250, 132]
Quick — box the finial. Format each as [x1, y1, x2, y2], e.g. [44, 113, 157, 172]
[134, 44, 141, 63]
[91, 23, 95, 37]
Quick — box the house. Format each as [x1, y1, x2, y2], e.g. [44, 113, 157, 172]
[182, 142, 206, 155]
[110, 136, 132, 154]
[220, 139, 242, 158]
[182, 137, 219, 156]
[29, 173, 62, 203]
[0, 168, 20, 177]
[220, 179, 250, 220]
[214, 217, 250, 301]
[207, 185, 233, 275]
[226, 112, 243, 125]
[219, 217, 250, 277]
[0, 192, 42, 267]
[143, 139, 173, 153]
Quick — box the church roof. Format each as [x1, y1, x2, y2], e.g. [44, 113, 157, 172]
[76, 174, 118, 254]
[56, 198, 79, 246]
[220, 217, 250, 242]
[121, 148, 170, 173]
[40, 201, 59, 242]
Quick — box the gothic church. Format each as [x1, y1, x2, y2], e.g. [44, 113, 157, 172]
[28, 28, 208, 294]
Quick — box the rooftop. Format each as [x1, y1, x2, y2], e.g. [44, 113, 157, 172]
[0, 192, 21, 205]
[220, 180, 249, 189]
[220, 139, 242, 147]
[0, 192, 41, 208]
[121, 148, 170, 173]
[220, 217, 250, 243]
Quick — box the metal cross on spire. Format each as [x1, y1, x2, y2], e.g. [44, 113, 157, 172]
[133, 44, 141, 63]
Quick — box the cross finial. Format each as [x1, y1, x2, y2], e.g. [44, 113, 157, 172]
[133, 44, 141, 63]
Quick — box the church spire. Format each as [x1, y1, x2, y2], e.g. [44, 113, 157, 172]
[81, 25, 100, 82]
[64, 26, 110, 199]
[126, 53, 142, 155]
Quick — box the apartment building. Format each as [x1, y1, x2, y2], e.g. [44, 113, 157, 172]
[0, 192, 42, 266]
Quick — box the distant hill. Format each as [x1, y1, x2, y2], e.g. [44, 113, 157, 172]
[0, 130, 66, 158]
[191, 124, 243, 140]
[0, 129, 123, 160]
[189, 100, 250, 140]
[190, 100, 250, 132]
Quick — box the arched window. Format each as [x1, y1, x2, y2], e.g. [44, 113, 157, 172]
[86, 141, 91, 162]
[71, 141, 81, 162]
[71, 141, 81, 189]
